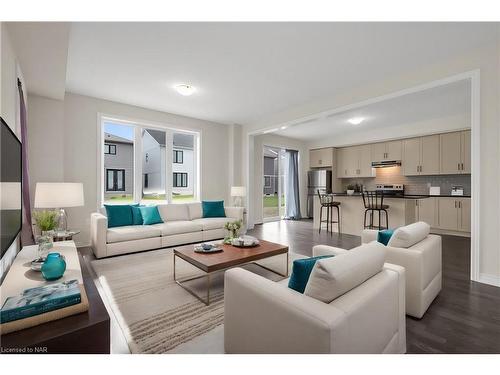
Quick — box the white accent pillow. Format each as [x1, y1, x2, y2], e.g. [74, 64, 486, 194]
[187, 202, 203, 220]
[387, 221, 430, 248]
[157, 204, 190, 222]
[304, 241, 386, 303]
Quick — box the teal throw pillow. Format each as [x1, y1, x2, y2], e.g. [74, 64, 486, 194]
[202, 200, 226, 218]
[139, 206, 163, 225]
[131, 205, 144, 225]
[104, 204, 134, 228]
[377, 229, 395, 246]
[288, 255, 333, 294]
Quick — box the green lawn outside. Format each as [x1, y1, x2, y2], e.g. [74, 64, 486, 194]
[263, 195, 285, 207]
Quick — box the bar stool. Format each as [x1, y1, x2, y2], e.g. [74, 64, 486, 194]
[317, 190, 341, 234]
[362, 191, 389, 230]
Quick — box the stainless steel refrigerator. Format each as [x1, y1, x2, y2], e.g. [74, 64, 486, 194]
[307, 169, 332, 218]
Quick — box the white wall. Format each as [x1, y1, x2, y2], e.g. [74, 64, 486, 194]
[251, 133, 309, 225]
[27, 92, 231, 246]
[243, 40, 500, 284]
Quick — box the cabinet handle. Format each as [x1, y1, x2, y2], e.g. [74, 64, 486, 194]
[345, 169, 347, 175]
[459, 201, 461, 208]
[461, 162, 464, 170]
[454, 201, 457, 208]
[458, 163, 461, 171]
[318, 159, 322, 164]
[420, 165, 422, 172]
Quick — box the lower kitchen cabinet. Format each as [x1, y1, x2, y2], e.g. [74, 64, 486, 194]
[405, 198, 437, 228]
[437, 197, 470, 232]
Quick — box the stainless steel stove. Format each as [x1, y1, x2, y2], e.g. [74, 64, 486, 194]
[375, 184, 404, 196]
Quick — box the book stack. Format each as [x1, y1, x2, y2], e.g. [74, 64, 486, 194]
[1, 279, 81, 324]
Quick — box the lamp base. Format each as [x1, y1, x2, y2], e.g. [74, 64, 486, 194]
[56, 208, 68, 232]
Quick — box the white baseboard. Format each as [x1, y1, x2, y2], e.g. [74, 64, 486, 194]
[478, 273, 500, 287]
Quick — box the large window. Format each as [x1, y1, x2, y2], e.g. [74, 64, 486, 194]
[100, 117, 199, 205]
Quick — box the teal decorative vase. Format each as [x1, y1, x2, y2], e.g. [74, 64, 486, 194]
[41, 252, 67, 281]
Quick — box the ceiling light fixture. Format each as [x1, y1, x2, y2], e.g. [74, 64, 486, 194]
[280, 125, 288, 130]
[347, 117, 364, 125]
[174, 84, 196, 96]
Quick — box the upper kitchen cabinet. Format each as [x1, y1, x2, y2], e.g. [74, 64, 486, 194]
[440, 130, 470, 174]
[403, 135, 440, 176]
[310, 148, 333, 168]
[371, 140, 402, 162]
[337, 145, 374, 178]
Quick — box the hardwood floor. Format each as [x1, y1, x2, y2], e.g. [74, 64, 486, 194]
[248, 219, 500, 354]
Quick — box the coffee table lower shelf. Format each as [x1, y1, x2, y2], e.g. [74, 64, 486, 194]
[173, 251, 289, 306]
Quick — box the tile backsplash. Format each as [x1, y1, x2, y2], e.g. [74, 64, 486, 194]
[340, 166, 471, 195]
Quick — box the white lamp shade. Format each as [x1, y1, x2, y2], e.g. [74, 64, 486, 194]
[231, 186, 246, 197]
[0, 182, 22, 210]
[34, 183, 84, 208]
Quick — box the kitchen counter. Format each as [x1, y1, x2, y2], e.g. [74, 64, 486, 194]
[313, 194, 471, 236]
[326, 192, 471, 198]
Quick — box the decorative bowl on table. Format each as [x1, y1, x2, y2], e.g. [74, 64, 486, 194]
[194, 243, 223, 253]
[231, 235, 260, 248]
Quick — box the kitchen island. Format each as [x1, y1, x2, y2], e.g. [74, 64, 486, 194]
[313, 193, 471, 237]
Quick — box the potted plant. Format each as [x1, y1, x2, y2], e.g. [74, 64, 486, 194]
[346, 184, 356, 195]
[33, 210, 58, 259]
[223, 220, 242, 244]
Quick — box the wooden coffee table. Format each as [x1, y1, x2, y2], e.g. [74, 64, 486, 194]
[173, 240, 289, 305]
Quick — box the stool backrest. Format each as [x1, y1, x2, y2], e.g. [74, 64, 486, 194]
[362, 190, 384, 209]
[317, 190, 332, 205]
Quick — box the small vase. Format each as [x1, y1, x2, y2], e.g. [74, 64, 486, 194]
[37, 231, 54, 260]
[41, 252, 67, 281]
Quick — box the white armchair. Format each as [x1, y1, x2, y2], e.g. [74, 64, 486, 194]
[362, 221, 442, 318]
[224, 244, 406, 354]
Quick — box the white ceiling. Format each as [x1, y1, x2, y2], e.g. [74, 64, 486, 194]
[7, 22, 70, 100]
[274, 79, 471, 142]
[65, 22, 496, 125]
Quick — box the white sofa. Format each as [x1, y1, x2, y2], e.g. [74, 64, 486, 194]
[224, 243, 406, 354]
[91, 202, 244, 258]
[362, 221, 442, 319]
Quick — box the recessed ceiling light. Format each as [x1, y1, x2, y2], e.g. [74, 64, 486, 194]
[174, 84, 196, 96]
[348, 117, 364, 125]
[280, 125, 288, 130]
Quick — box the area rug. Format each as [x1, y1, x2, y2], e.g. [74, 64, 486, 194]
[91, 247, 299, 354]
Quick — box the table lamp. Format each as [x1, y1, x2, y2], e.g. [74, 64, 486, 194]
[34, 183, 84, 232]
[230, 186, 246, 207]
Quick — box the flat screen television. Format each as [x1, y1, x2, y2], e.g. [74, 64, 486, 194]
[1, 116, 22, 258]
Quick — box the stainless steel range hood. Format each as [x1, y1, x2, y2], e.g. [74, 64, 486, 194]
[371, 160, 402, 168]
